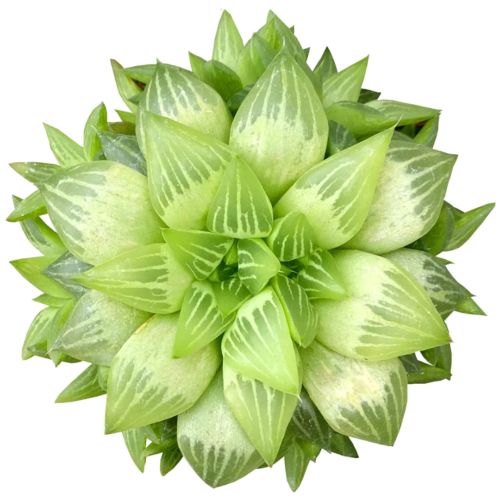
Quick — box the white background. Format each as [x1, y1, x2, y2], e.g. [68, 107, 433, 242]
[1, 1, 498, 498]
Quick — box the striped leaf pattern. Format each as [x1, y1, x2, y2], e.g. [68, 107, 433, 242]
[212, 278, 251, 317]
[40, 161, 165, 266]
[56, 364, 106, 403]
[178, 371, 263, 488]
[46, 299, 77, 366]
[414, 115, 439, 147]
[160, 446, 183, 476]
[33, 295, 70, 307]
[275, 128, 393, 249]
[313, 47, 337, 81]
[174, 281, 235, 358]
[366, 100, 440, 126]
[301, 342, 407, 446]
[285, 440, 310, 492]
[222, 287, 300, 394]
[97, 365, 110, 391]
[358, 88, 381, 104]
[201, 60, 243, 101]
[207, 157, 273, 238]
[315, 250, 450, 361]
[230, 51, 328, 203]
[83, 102, 108, 161]
[43, 123, 86, 168]
[212, 10, 244, 73]
[105, 314, 221, 434]
[122, 64, 156, 84]
[326, 120, 357, 156]
[7, 190, 46, 222]
[54, 290, 151, 366]
[123, 428, 147, 473]
[257, 13, 304, 61]
[98, 132, 146, 175]
[162, 229, 233, 280]
[111, 59, 143, 113]
[22, 306, 59, 360]
[236, 34, 276, 87]
[9, 162, 62, 184]
[344, 141, 457, 254]
[74, 244, 194, 314]
[223, 363, 299, 465]
[142, 113, 234, 230]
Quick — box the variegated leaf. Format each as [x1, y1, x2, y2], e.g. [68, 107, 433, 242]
[212, 10, 244, 74]
[9, 162, 62, 184]
[22, 307, 59, 360]
[116, 110, 136, 124]
[230, 51, 328, 203]
[201, 60, 243, 101]
[222, 287, 299, 394]
[408, 362, 451, 384]
[258, 13, 304, 62]
[414, 115, 439, 148]
[343, 141, 457, 254]
[455, 296, 486, 316]
[315, 250, 450, 361]
[111, 59, 143, 113]
[223, 240, 239, 266]
[106, 314, 221, 433]
[212, 278, 251, 317]
[326, 120, 357, 156]
[236, 34, 276, 87]
[399, 353, 422, 374]
[84, 102, 108, 161]
[178, 371, 263, 488]
[56, 364, 105, 403]
[188, 52, 207, 79]
[98, 132, 146, 175]
[160, 446, 183, 476]
[7, 190, 46, 222]
[33, 294, 70, 307]
[47, 299, 77, 366]
[74, 244, 193, 314]
[43, 123, 86, 168]
[285, 439, 310, 492]
[108, 121, 135, 135]
[422, 343, 452, 373]
[275, 127, 393, 249]
[97, 365, 110, 391]
[207, 156, 273, 238]
[122, 64, 156, 84]
[301, 341, 407, 446]
[207, 262, 237, 283]
[40, 161, 164, 266]
[162, 229, 233, 280]
[313, 47, 337, 81]
[366, 100, 440, 126]
[358, 89, 381, 104]
[142, 437, 177, 458]
[227, 84, 253, 116]
[123, 428, 147, 473]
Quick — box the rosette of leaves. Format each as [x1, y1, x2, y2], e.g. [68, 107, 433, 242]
[8, 10, 495, 492]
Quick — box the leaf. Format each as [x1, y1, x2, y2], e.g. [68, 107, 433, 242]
[160, 446, 183, 476]
[285, 439, 310, 492]
[142, 112, 234, 230]
[258, 13, 304, 61]
[230, 51, 328, 203]
[445, 203, 495, 251]
[22, 307, 59, 360]
[212, 10, 244, 73]
[174, 281, 234, 358]
[343, 140, 457, 254]
[421, 344, 452, 372]
[84, 102, 108, 161]
[358, 88, 381, 104]
[366, 100, 440, 126]
[116, 110, 136, 124]
[227, 84, 253, 115]
[111, 59, 143, 113]
[98, 132, 146, 175]
[236, 34, 277, 87]
[297, 438, 321, 462]
[222, 287, 300, 394]
[414, 115, 439, 148]
[141, 437, 177, 458]
[54, 290, 151, 366]
[271, 275, 318, 347]
[315, 250, 451, 361]
[33, 294, 70, 307]
[105, 314, 221, 434]
[122, 64, 156, 84]
[322, 56, 369, 108]
[107, 121, 135, 135]
[313, 47, 337, 81]
[162, 229, 233, 280]
[7, 190, 46, 222]
[178, 371, 263, 488]
[223, 363, 298, 465]
[188, 52, 207, 78]
[408, 362, 451, 384]
[74, 244, 194, 314]
[43, 123, 86, 168]
[399, 353, 423, 374]
[455, 297, 486, 316]
[237, 239, 281, 295]
[97, 365, 110, 390]
[329, 432, 358, 458]
[202, 60, 243, 101]
[9, 162, 62, 184]
[212, 278, 251, 317]
[123, 428, 147, 473]
[275, 127, 394, 249]
[301, 341, 407, 446]
[56, 364, 105, 403]
[40, 161, 165, 266]
[325, 120, 357, 156]
[47, 299, 77, 366]
[207, 156, 273, 238]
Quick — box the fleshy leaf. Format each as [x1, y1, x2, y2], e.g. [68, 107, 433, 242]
[227, 85, 253, 115]
[455, 296, 486, 316]
[201, 60, 243, 101]
[222, 287, 299, 394]
[105, 314, 221, 434]
[358, 89, 381, 104]
[108, 121, 135, 135]
[162, 229, 233, 280]
[399, 353, 423, 374]
[123, 428, 147, 473]
[258, 13, 304, 61]
[22, 307, 59, 360]
[188, 52, 207, 78]
[116, 110, 136, 124]
[230, 51, 328, 203]
[408, 362, 451, 384]
[97, 365, 110, 391]
[285, 440, 310, 492]
[212, 10, 244, 73]
[366, 100, 440, 126]
[84, 102, 108, 161]
[212, 278, 252, 317]
[314, 250, 450, 361]
[47, 299, 77, 366]
[160, 446, 183, 476]
[43, 123, 86, 168]
[414, 115, 439, 148]
[178, 371, 263, 488]
[74, 244, 193, 314]
[301, 341, 407, 446]
[275, 127, 393, 249]
[236, 34, 277, 87]
[40, 161, 164, 266]
[122, 64, 156, 84]
[7, 190, 46, 222]
[55, 364, 105, 403]
[33, 294, 70, 307]
[343, 140, 457, 254]
[141, 437, 177, 458]
[9, 162, 62, 184]
[98, 132, 146, 175]
[207, 156, 273, 238]
[421, 344, 452, 373]
[313, 47, 337, 81]
[326, 120, 357, 156]
[111, 59, 143, 113]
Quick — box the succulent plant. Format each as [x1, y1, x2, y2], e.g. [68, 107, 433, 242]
[8, 9, 495, 492]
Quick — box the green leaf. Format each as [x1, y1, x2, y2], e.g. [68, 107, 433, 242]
[123, 428, 147, 473]
[105, 314, 221, 434]
[116, 109, 136, 124]
[222, 287, 299, 394]
[322, 56, 369, 108]
[271, 275, 318, 347]
[414, 115, 439, 148]
[97, 365, 110, 391]
[174, 281, 235, 358]
[122, 64, 156, 84]
[56, 364, 105, 403]
[107, 121, 135, 135]
[111, 59, 143, 113]
[313, 47, 337, 81]
[74, 244, 193, 314]
[7, 190, 46, 222]
[297, 438, 321, 462]
[445, 203, 495, 251]
[455, 296, 486, 316]
[212, 10, 244, 73]
[315, 250, 451, 361]
[9, 162, 62, 184]
[344, 141, 457, 254]
[223, 363, 299, 465]
[33, 294, 70, 307]
[326, 120, 357, 156]
[275, 127, 393, 249]
[43, 123, 86, 168]
[47, 299, 77, 366]
[330, 432, 358, 458]
[408, 362, 451, 384]
[212, 278, 252, 317]
[258, 13, 304, 62]
[178, 371, 263, 488]
[141, 437, 177, 458]
[236, 34, 277, 87]
[188, 52, 207, 79]
[358, 88, 381, 104]
[160, 446, 183, 476]
[162, 229, 233, 280]
[230, 51, 328, 203]
[98, 132, 146, 175]
[399, 354, 423, 374]
[202, 60, 243, 101]
[54, 290, 151, 366]
[237, 239, 281, 295]
[84, 102, 108, 161]
[207, 156, 273, 238]
[142, 112, 234, 230]
[285, 439, 310, 492]
[366, 100, 440, 126]
[421, 344, 452, 373]
[301, 341, 407, 446]
[40, 161, 164, 266]
[227, 84, 253, 115]
[22, 307, 59, 360]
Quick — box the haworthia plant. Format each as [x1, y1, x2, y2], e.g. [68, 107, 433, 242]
[7, 10, 494, 491]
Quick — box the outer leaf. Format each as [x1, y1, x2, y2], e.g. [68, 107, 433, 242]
[122, 64, 156, 84]
[399, 353, 423, 374]
[366, 100, 440, 126]
[326, 120, 357, 156]
[105, 314, 221, 433]
[111, 59, 143, 113]
[40, 161, 164, 266]
[116, 109, 136, 124]
[212, 278, 251, 317]
[313, 47, 337, 81]
[222, 287, 300, 394]
[201, 60, 243, 101]
[33, 294, 70, 307]
[123, 428, 147, 473]
[421, 344, 452, 373]
[358, 89, 381, 104]
[414, 115, 439, 147]
[408, 362, 451, 384]
[258, 14, 304, 61]
[330, 432, 359, 458]
[455, 297, 486, 316]
[212, 10, 244, 73]
[9, 162, 62, 184]
[274, 127, 393, 249]
[230, 51, 328, 203]
[55, 364, 105, 403]
[74, 244, 193, 314]
[188, 52, 207, 78]
[84, 102, 108, 161]
[43, 124, 86, 168]
[160, 446, 183, 476]
[22, 307, 59, 360]
[236, 34, 276, 87]
[7, 190, 46, 222]
[344, 141, 457, 254]
[315, 250, 451, 361]
[301, 342, 407, 446]
[98, 132, 146, 175]
[141, 437, 177, 458]
[47, 299, 77, 366]
[108, 121, 135, 135]
[285, 439, 310, 492]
